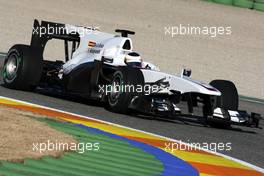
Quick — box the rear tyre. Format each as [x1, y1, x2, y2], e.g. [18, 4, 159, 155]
[108, 67, 144, 114]
[3, 44, 42, 90]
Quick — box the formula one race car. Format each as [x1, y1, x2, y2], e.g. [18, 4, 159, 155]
[2, 19, 261, 128]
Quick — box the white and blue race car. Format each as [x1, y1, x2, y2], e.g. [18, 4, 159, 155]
[2, 19, 261, 128]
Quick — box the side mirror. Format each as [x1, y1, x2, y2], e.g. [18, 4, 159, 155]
[181, 68, 192, 78]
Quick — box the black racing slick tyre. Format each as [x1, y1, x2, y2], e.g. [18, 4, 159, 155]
[209, 80, 239, 111]
[107, 67, 144, 114]
[2, 44, 42, 90]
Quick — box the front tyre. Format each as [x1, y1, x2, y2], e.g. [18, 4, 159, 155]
[205, 79, 239, 128]
[210, 80, 238, 111]
[108, 67, 144, 114]
[3, 44, 42, 90]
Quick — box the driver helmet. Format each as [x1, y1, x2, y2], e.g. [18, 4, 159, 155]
[124, 52, 142, 67]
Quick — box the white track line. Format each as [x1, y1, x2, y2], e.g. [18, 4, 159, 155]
[0, 95, 263, 173]
[240, 97, 264, 105]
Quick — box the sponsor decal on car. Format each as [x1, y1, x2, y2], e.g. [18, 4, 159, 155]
[88, 41, 104, 54]
[88, 41, 104, 48]
[88, 41, 96, 48]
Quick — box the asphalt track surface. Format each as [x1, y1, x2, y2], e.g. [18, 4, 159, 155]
[0, 55, 263, 168]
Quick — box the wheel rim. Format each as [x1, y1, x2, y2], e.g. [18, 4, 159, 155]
[4, 53, 19, 82]
[109, 74, 122, 105]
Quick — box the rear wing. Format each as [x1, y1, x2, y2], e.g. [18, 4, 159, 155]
[31, 19, 80, 62]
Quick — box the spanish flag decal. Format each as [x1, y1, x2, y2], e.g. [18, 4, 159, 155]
[88, 41, 96, 48]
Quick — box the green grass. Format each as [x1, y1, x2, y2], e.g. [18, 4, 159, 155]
[202, 0, 264, 12]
